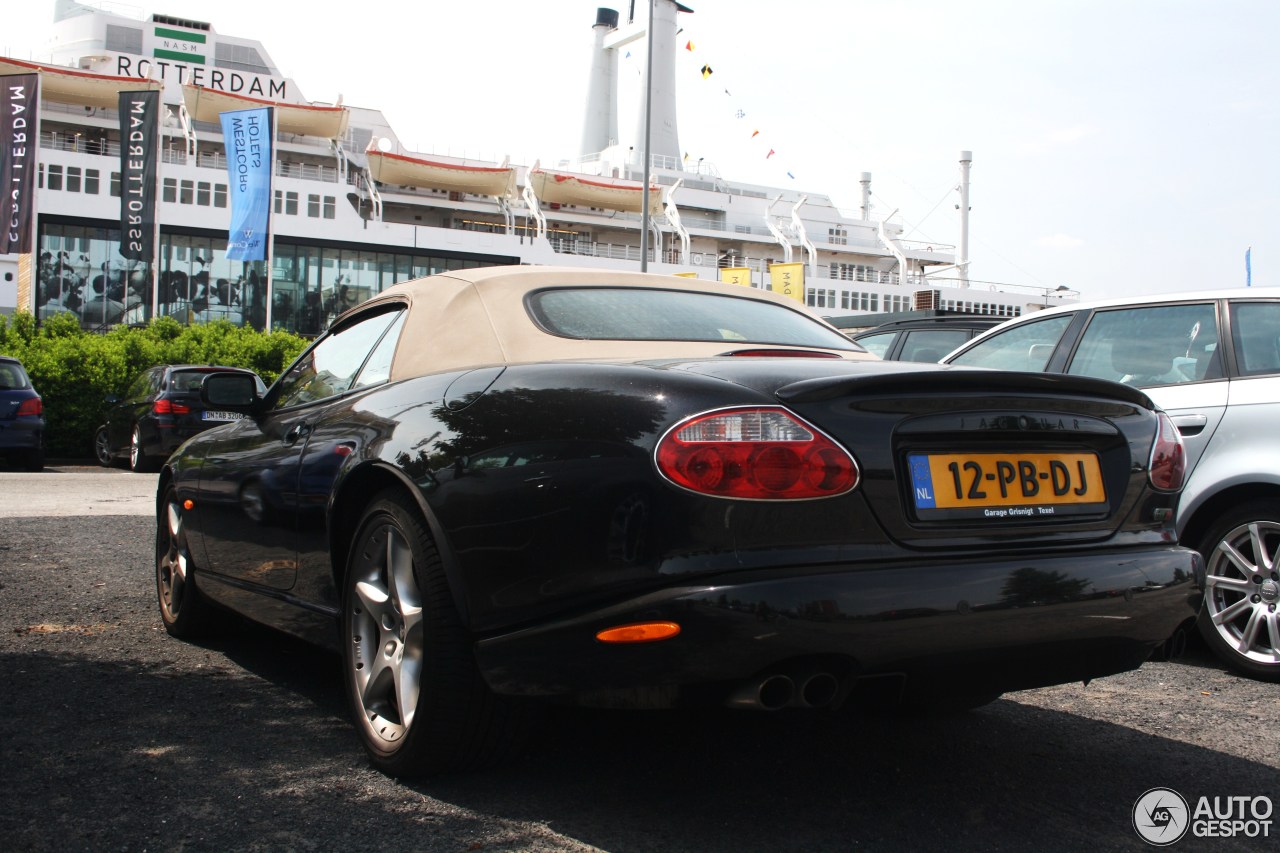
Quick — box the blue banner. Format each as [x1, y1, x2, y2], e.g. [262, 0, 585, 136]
[1246, 247, 1252, 287]
[220, 107, 273, 261]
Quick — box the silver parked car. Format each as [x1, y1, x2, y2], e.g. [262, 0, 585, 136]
[944, 288, 1280, 681]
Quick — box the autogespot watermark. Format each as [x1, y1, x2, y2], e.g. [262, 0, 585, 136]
[1133, 787, 1274, 845]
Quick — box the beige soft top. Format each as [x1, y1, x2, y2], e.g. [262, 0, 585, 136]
[355, 265, 870, 382]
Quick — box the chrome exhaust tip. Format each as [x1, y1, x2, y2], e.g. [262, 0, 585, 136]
[726, 674, 795, 710]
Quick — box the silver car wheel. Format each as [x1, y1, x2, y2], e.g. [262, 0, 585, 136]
[348, 523, 425, 746]
[158, 498, 191, 623]
[1203, 519, 1280, 666]
[130, 426, 143, 471]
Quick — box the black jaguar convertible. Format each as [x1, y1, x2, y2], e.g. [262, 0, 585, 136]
[155, 266, 1200, 775]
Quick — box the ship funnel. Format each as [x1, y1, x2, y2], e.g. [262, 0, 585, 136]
[632, 0, 685, 171]
[579, 8, 621, 158]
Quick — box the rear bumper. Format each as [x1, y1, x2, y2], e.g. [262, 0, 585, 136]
[474, 545, 1202, 702]
[0, 419, 43, 452]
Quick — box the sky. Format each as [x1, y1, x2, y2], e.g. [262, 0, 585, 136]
[4, 0, 1277, 301]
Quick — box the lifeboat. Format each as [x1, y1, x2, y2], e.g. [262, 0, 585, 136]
[528, 167, 662, 214]
[365, 147, 517, 197]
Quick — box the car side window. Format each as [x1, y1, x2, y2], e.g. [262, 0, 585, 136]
[126, 370, 155, 401]
[273, 307, 403, 409]
[948, 315, 1074, 371]
[853, 331, 895, 358]
[900, 329, 971, 363]
[1230, 301, 1280, 377]
[1067, 303, 1220, 388]
[352, 310, 407, 390]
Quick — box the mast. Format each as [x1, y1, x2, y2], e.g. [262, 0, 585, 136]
[957, 150, 971, 287]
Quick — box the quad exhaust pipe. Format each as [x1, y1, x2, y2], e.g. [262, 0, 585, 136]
[726, 668, 842, 710]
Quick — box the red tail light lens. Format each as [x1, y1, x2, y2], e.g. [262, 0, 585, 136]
[16, 396, 42, 417]
[1148, 411, 1186, 492]
[655, 407, 859, 500]
[153, 399, 190, 416]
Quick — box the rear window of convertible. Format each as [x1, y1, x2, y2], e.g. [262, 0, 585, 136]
[526, 287, 858, 350]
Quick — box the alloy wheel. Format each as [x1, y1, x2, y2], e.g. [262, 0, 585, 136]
[1203, 519, 1280, 666]
[157, 498, 192, 623]
[348, 523, 425, 746]
[95, 427, 112, 466]
[130, 427, 143, 471]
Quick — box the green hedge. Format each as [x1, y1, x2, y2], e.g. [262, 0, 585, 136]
[0, 312, 309, 459]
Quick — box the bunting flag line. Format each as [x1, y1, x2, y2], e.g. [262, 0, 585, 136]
[675, 19, 805, 184]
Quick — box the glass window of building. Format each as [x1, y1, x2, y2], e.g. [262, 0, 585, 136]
[180, 180, 194, 205]
[214, 184, 227, 208]
[163, 178, 177, 203]
[86, 169, 100, 195]
[110, 171, 121, 197]
[67, 167, 82, 193]
[197, 182, 211, 206]
[307, 194, 320, 217]
[47, 165, 63, 191]
[323, 196, 336, 219]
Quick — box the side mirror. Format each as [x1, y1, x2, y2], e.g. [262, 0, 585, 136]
[202, 373, 262, 413]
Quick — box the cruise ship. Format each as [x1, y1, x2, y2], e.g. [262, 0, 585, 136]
[1, 0, 1077, 334]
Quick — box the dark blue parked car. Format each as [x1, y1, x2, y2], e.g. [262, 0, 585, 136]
[0, 355, 44, 471]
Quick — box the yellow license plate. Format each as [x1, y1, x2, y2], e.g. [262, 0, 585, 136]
[908, 452, 1107, 518]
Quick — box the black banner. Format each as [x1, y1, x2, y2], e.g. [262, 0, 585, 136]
[118, 90, 159, 261]
[1, 73, 39, 255]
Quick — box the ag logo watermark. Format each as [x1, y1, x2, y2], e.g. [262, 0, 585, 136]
[1133, 788, 1190, 846]
[1133, 787, 1274, 845]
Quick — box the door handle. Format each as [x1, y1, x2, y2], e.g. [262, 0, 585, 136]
[283, 422, 312, 446]
[1170, 413, 1207, 436]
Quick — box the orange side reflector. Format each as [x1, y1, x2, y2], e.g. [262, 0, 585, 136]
[183, 500, 194, 510]
[595, 622, 681, 644]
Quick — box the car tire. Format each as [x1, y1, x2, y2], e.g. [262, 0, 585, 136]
[1194, 500, 1280, 682]
[130, 425, 158, 473]
[342, 489, 527, 776]
[156, 485, 215, 639]
[94, 426, 113, 467]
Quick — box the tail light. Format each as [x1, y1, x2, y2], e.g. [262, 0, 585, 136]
[16, 396, 42, 417]
[1148, 411, 1186, 492]
[655, 406, 858, 500]
[153, 399, 191, 416]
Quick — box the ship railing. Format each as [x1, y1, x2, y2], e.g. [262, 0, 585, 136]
[39, 130, 117, 156]
[275, 161, 341, 183]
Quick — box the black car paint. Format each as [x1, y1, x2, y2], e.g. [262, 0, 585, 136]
[163, 351, 1199, 702]
[99, 365, 265, 469]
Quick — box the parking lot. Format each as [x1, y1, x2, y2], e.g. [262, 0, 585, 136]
[1, 467, 1276, 851]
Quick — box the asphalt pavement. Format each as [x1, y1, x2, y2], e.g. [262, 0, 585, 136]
[0, 468, 1276, 852]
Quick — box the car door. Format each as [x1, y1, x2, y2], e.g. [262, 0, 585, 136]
[194, 305, 405, 592]
[1063, 300, 1227, 477]
[1213, 297, 1280, 479]
[109, 367, 160, 452]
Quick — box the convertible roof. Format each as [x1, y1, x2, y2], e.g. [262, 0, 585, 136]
[358, 266, 868, 381]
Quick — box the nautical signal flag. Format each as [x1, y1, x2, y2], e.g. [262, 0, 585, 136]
[686, 40, 695, 51]
[701, 64, 713, 78]
[767, 149, 776, 159]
